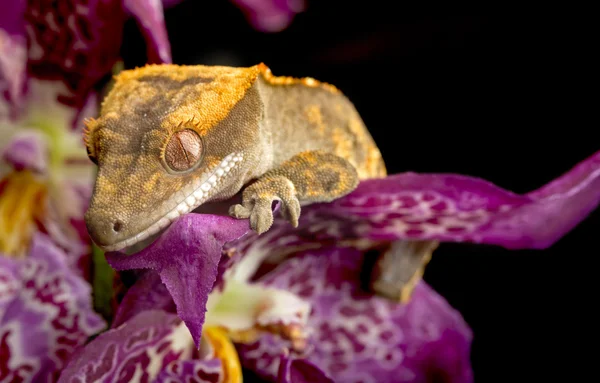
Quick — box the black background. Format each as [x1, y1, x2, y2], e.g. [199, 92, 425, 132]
[122, 2, 598, 381]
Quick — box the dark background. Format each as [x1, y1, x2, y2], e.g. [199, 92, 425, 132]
[122, 2, 598, 381]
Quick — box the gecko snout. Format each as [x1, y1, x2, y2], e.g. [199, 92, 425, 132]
[84, 209, 131, 251]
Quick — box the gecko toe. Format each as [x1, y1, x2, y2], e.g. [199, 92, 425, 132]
[250, 199, 274, 234]
[281, 197, 301, 227]
[229, 204, 251, 219]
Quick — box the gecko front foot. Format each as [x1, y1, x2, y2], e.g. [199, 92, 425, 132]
[229, 175, 301, 234]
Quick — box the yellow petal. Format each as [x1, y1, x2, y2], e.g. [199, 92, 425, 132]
[202, 326, 243, 383]
[0, 171, 47, 257]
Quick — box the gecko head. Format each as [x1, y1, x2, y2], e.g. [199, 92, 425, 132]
[83, 64, 266, 252]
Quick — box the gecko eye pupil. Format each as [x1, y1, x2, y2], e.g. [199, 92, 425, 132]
[164, 129, 203, 172]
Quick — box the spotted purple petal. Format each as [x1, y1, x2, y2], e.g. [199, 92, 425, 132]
[1, 130, 47, 173]
[277, 355, 334, 383]
[273, 150, 600, 250]
[238, 246, 473, 383]
[232, 0, 306, 32]
[24, 0, 171, 111]
[59, 310, 196, 383]
[106, 214, 249, 348]
[0, 0, 27, 111]
[112, 270, 175, 328]
[155, 359, 223, 383]
[0, 233, 105, 383]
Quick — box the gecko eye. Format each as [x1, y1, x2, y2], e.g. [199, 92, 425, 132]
[164, 129, 203, 172]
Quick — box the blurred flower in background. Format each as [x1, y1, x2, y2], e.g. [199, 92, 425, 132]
[232, 0, 306, 32]
[0, 0, 172, 380]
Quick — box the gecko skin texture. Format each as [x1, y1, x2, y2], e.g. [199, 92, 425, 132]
[83, 63, 386, 252]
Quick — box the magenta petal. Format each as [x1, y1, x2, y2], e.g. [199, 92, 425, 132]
[24, 0, 126, 109]
[24, 0, 171, 110]
[112, 270, 175, 328]
[293, 150, 600, 249]
[124, 0, 172, 63]
[231, 0, 305, 32]
[106, 214, 249, 348]
[277, 355, 334, 383]
[0, 233, 105, 382]
[1, 130, 48, 173]
[238, 246, 473, 383]
[0, 0, 26, 109]
[59, 310, 188, 383]
[156, 359, 223, 383]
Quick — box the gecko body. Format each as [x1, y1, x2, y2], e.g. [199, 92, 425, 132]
[84, 64, 386, 251]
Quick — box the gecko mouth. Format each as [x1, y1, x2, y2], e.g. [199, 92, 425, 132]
[101, 152, 244, 252]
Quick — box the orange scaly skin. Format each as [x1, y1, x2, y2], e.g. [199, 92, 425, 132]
[84, 63, 386, 252]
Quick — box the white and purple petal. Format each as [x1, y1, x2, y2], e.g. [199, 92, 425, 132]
[238, 246, 473, 383]
[59, 310, 196, 383]
[277, 355, 334, 383]
[18, 0, 172, 112]
[155, 359, 223, 383]
[0, 233, 105, 382]
[1, 129, 48, 173]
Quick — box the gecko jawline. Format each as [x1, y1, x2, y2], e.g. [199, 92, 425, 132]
[101, 152, 243, 252]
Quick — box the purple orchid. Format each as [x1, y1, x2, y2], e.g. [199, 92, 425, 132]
[0, 233, 105, 382]
[0, 0, 173, 263]
[60, 150, 599, 382]
[1, 0, 174, 380]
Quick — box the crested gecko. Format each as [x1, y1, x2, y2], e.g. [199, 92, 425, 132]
[84, 63, 429, 301]
[84, 63, 386, 251]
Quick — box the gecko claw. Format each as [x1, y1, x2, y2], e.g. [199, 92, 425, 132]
[280, 197, 300, 228]
[228, 176, 301, 234]
[229, 204, 251, 219]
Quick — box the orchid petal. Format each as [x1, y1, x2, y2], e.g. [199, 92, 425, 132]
[24, 0, 125, 109]
[125, 0, 172, 64]
[59, 310, 195, 383]
[231, 0, 306, 32]
[277, 355, 334, 383]
[205, 279, 310, 349]
[275, 150, 600, 250]
[0, 233, 105, 382]
[1, 129, 47, 173]
[112, 270, 175, 328]
[0, 0, 27, 112]
[24, 0, 171, 110]
[238, 246, 473, 383]
[106, 214, 249, 348]
[155, 359, 224, 383]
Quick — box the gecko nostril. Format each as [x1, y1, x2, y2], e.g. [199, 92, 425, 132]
[113, 220, 123, 233]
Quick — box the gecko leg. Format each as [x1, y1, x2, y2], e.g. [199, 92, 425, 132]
[229, 150, 359, 234]
[369, 240, 438, 303]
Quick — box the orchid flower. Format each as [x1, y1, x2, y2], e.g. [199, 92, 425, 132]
[0, 0, 172, 262]
[231, 0, 307, 32]
[1, 0, 173, 380]
[60, 150, 599, 382]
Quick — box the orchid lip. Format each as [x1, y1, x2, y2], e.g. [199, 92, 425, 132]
[99, 152, 244, 252]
